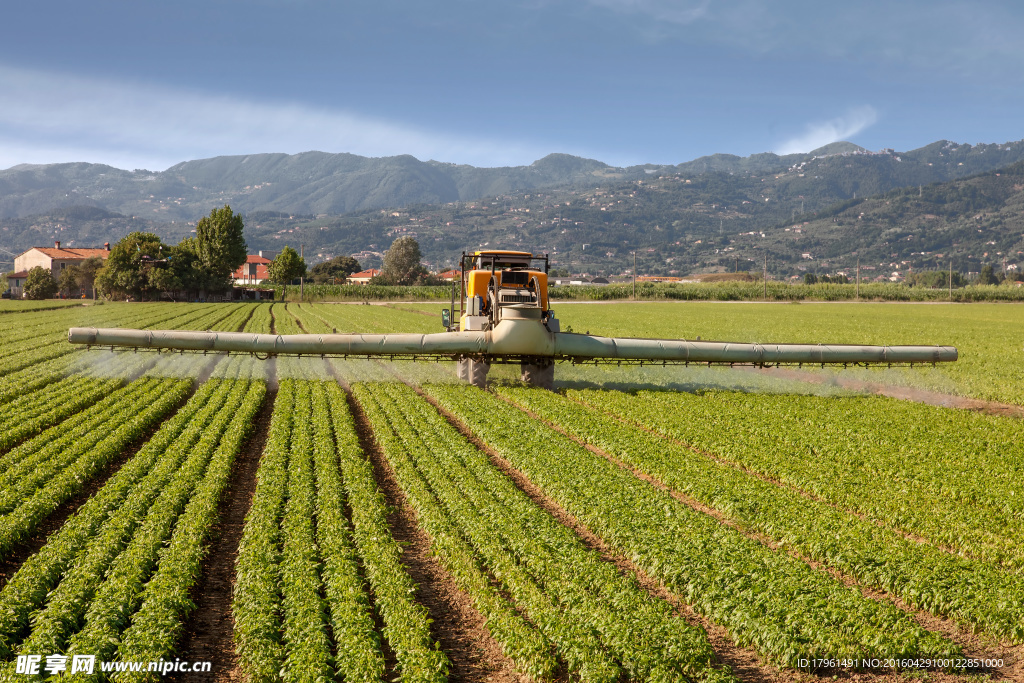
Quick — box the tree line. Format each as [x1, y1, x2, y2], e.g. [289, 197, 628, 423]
[13, 209, 435, 300]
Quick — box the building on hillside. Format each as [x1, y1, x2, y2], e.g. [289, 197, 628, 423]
[233, 254, 272, 285]
[12, 241, 111, 297]
[436, 269, 460, 282]
[347, 269, 380, 285]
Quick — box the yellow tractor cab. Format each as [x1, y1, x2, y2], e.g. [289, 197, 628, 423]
[445, 250, 559, 334]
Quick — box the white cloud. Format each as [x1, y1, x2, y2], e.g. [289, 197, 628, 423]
[0, 65, 549, 171]
[774, 106, 879, 155]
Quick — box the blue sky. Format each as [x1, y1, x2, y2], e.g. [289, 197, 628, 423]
[1, 0, 1022, 171]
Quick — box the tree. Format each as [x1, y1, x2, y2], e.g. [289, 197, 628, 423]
[24, 266, 58, 300]
[95, 232, 170, 300]
[977, 264, 999, 285]
[194, 205, 247, 291]
[379, 236, 428, 285]
[266, 245, 306, 298]
[803, 272, 818, 285]
[58, 265, 80, 298]
[310, 255, 361, 284]
[76, 256, 104, 298]
[171, 237, 220, 295]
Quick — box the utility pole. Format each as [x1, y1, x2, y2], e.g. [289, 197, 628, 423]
[856, 258, 860, 300]
[763, 253, 767, 300]
[632, 251, 637, 300]
[949, 260, 953, 302]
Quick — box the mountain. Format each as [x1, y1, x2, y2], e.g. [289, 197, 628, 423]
[3, 139, 1024, 224]
[768, 160, 1024, 276]
[3, 139, 1024, 278]
[234, 155, 1024, 279]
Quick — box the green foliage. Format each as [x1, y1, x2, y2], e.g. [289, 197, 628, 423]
[24, 266, 58, 300]
[426, 383, 961, 668]
[977, 264, 999, 285]
[906, 270, 967, 288]
[194, 205, 248, 291]
[76, 256, 104, 295]
[357, 380, 731, 682]
[57, 265, 80, 297]
[267, 245, 307, 285]
[501, 385, 1024, 643]
[379, 236, 430, 285]
[94, 231, 171, 300]
[309, 254, 361, 283]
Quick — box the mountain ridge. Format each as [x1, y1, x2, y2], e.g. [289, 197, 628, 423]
[4, 138, 1023, 223]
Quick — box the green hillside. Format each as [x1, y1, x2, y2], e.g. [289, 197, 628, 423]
[4, 140, 1024, 280]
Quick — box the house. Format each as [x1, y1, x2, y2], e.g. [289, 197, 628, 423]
[436, 269, 460, 282]
[347, 269, 380, 285]
[12, 241, 111, 297]
[233, 255, 273, 285]
[6, 272, 28, 298]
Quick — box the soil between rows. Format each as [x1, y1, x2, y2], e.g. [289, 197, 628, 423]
[495, 389, 1022, 682]
[409, 386, 781, 683]
[344, 384, 530, 683]
[166, 385, 275, 683]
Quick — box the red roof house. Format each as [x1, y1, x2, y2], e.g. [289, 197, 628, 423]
[346, 269, 380, 285]
[233, 255, 272, 284]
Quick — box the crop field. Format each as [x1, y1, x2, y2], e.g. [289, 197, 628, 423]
[0, 300, 1021, 682]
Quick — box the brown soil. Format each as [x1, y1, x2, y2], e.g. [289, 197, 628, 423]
[498, 394, 1021, 682]
[165, 387, 276, 683]
[0, 373, 201, 591]
[742, 365, 1024, 418]
[343, 386, 529, 683]
[414, 389, 778, 682]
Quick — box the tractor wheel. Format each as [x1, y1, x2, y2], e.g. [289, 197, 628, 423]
[470, 359, 490, 388]
[521, 362, 554, 390]
[456, 357, 471, 382]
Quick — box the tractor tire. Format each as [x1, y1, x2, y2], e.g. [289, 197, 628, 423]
[521, 362, 554, 390]
[456, 357, 471, 382]
[470, 359, 490, 388]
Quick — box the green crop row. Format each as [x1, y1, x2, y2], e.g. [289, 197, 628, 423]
[498, 384, 1024, 643]
[309, 382, 384, 683]
[0, 376, 126, 453]
[233, 380, 293, 683]
[0, 378, 192, 559]
[0, 375, 256, 676]
[355, 382, 562, 681]
[113, 373, 266, 682]
[0, 378, 231, 660]
[424, 383, 962, 670]
[573, 388, 1024, 570]
[279, 381, 333, 682]
[272, 303, 303, 335]
[246, 303, 273, 334]
[0, 302, 238, 399]
[357, 380, 735, 683]
[325, 381, 449, 683]
[0, 355, 80, 410]
[0, 378, 171, 502]
[234, 379, 447, 683]
[0, 300, 85, 314]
